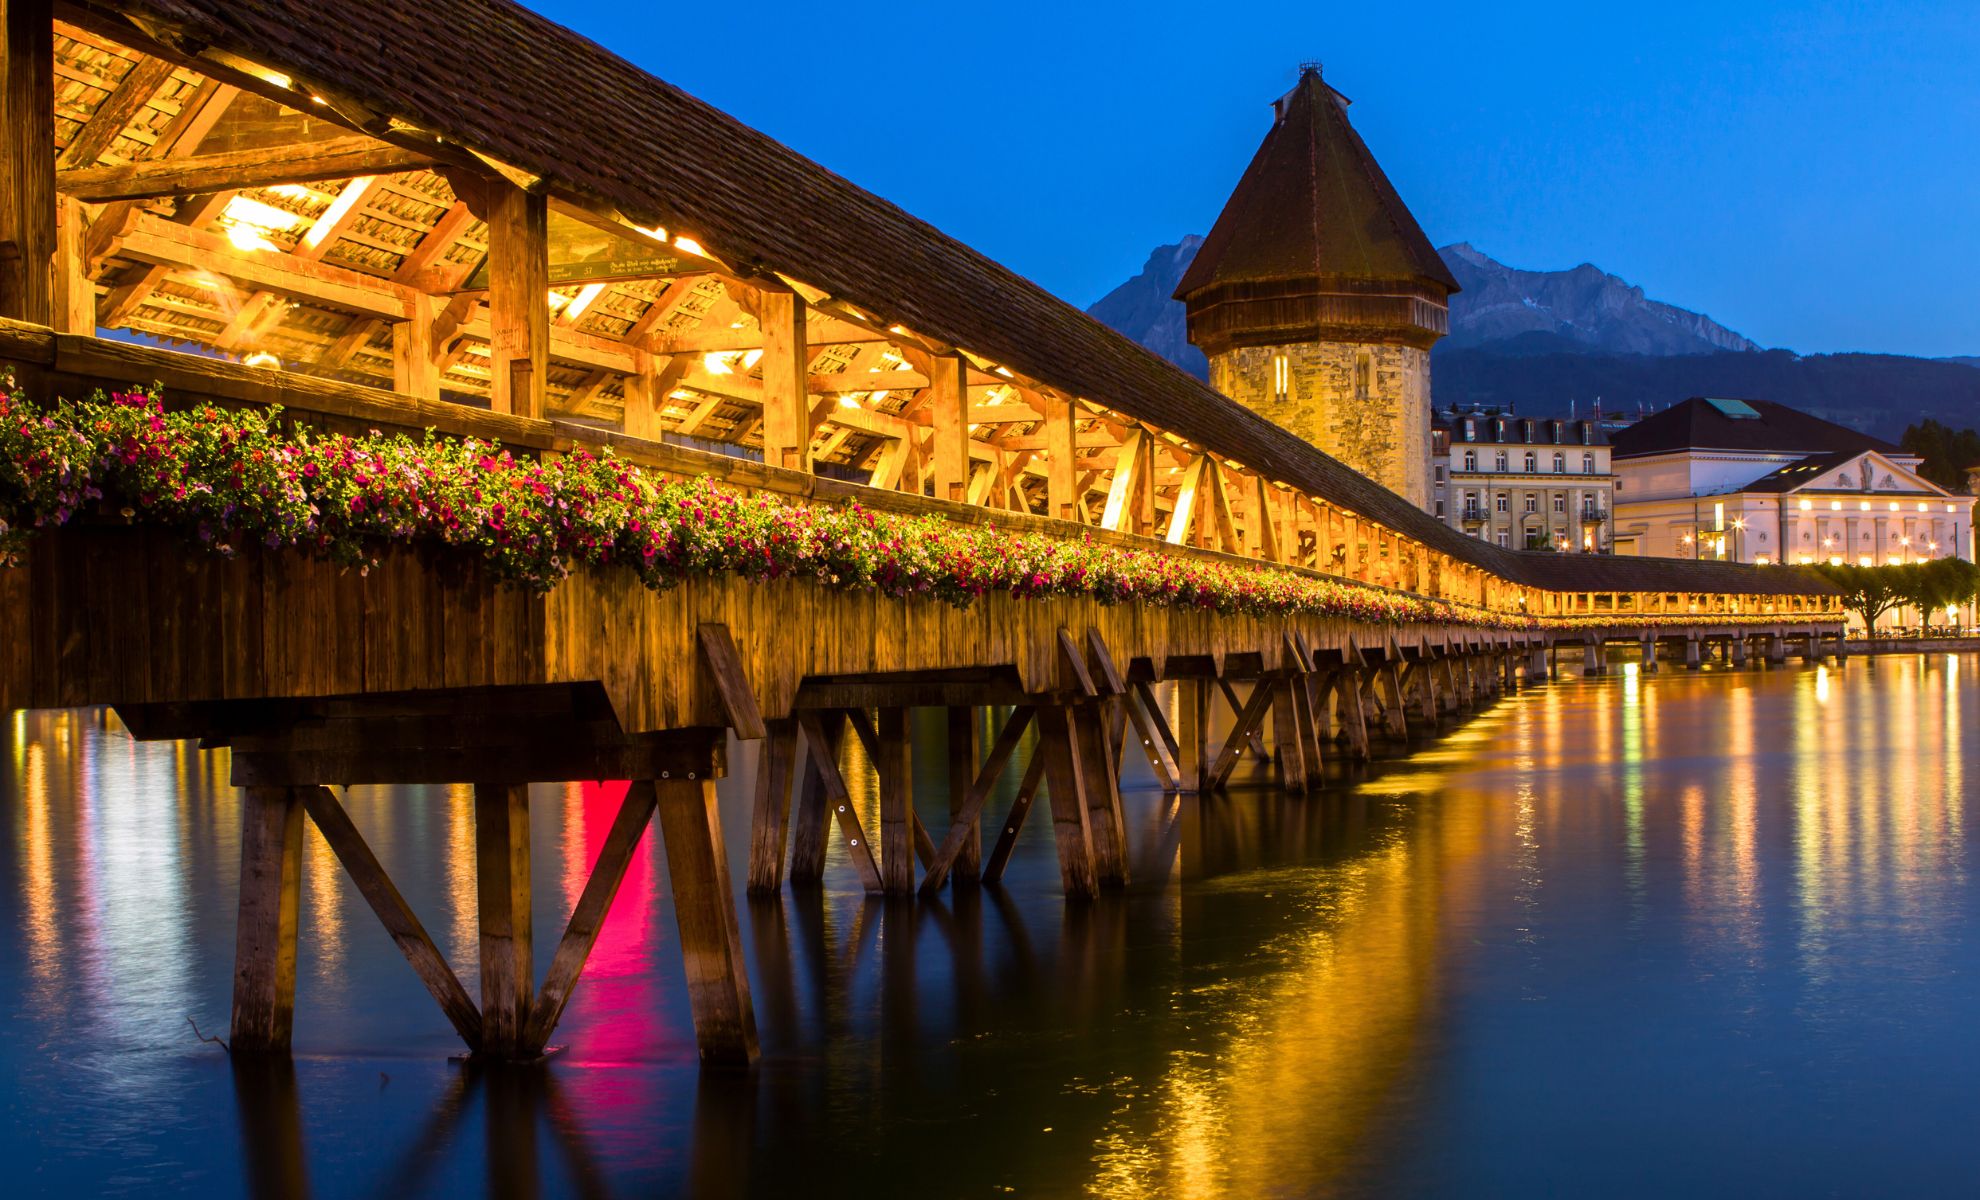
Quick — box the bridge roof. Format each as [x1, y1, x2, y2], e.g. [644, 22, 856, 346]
[79, 0, 1831, 597]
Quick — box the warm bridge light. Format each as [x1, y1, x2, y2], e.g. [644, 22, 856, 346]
[242, 351, 281, 370]
[673, 235, 707, 257]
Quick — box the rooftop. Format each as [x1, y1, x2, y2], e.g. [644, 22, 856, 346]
[1611, 397, 1900, 460]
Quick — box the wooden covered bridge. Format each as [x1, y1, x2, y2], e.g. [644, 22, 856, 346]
[0, 0, 1842, 1066]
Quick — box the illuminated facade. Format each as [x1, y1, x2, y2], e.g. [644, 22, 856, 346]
[1431, 410, 1615, 552]
[1610, 397, 1974, 569]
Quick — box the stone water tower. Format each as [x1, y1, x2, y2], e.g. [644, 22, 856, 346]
[1176, 65, 1456, 509]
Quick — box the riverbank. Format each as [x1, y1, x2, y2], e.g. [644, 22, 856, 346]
[1847, 635, 1980, 654]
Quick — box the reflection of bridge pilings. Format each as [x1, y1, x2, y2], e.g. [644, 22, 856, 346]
[230, 1056, 613, 1200]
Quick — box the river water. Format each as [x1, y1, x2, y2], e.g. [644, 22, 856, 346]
[1, 654, 1974, 1198]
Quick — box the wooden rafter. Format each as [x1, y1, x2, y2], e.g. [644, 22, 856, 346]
[58, 135, 439, 202]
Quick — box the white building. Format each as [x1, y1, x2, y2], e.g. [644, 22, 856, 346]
[1431, 410, 1615, 552]
[1611, 397, 1975, 628]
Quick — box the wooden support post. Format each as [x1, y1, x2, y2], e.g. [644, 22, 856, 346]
[0, 0, 54, 324]
[1271, 677, 1308, 792]
[52, 195, 90, 333]
[746, 719, 800, 894]
[877, 707, 914, 894]
[786, 710, 842, 885]
[655, 778, 759, 1066]
[1642, 638, 1660, 673]
[1045, 393, 1078, 521]
[796, 711, 885, 893]
[928, 353, 969, 503]
[1295, 670, 1325, 778]
[486, 183, 548, 419]
[524, 779, 660, 1052]
[1411, 663, 1440, 728]
[1377, 664, 1409, 739]
[1684, 637, 1703, 670]
[1337, 672, 1372, 760]
[231, 786, 305, 1054]
[1072, 702, 1129, 887]
[945, 706, 982, 885]
[1037, 705, 1099, 899]
[473, 782, 533, 1057]
[759, 290, 810, 473]
[301, 787, 484, 1051]
[393, 291, 440, 399]
[1176, 677, 1211, 793]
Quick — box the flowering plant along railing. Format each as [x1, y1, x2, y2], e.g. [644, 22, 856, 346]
[0, 383, 1825, 633]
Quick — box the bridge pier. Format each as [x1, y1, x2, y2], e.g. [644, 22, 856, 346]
[1684, 637, 1703, 670]
[1730, 636, 1749, 668]
[1639, 637, 1659, 674]
[231, 787, 306, 1056]
[1583, 641, 1607, 677]
[1766, 634, 1788, 666]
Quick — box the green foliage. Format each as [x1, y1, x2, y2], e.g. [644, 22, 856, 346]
[1899, 420, 1980, 493]
[1805, 558, 1980, 628]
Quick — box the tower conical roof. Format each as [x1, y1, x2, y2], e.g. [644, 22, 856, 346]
[1176, 68, 1457, 301]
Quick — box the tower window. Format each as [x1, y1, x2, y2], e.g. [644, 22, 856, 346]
[1272, 354, 1289, 402]
[1354, 351, 1372, 399]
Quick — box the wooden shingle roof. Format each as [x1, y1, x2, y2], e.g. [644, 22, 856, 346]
[78, 0, 1828, 596]
[1175, 68, 1459, 301]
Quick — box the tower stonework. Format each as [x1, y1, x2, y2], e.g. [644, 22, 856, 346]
[1177, 67, 1455, 510]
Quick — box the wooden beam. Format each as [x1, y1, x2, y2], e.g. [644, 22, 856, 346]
[117, 210, 416, 318]
[697, 623, 766, 739]
[392, 293, 438, 398]
[654, 778, 759, 1066]
[0, 0, 55, 323]
[393, 199, 473, 286]
[745, 719, 800, 894]
[52, 195, 91, 333]
[758, 290, 808, 472]
[981, 749, 1046, 884]
[473, 782, 533, 1057]
[523, 779, 658, 1053]
[57, 54, 173, 169]
[1100, 428, 1146, 533]
[1044, 391, 1078, 521]
[1165, 454, 1208, 546]
[877, 707, 914, 894]
[486, 182, 546, 419]
[300, 786, 483, 1050]
[795, 711, 883, 892]
[56, 135, 439, 202]
[920, 705, 1036, 894]
[294, 175, 374, 261]
[926, 352, 968, 504]
[230, 785, 304, 1053]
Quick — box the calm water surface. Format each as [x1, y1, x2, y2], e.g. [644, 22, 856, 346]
[2, 656, 1975, 1198]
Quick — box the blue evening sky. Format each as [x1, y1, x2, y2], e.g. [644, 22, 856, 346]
[532, 0, 1978, 357]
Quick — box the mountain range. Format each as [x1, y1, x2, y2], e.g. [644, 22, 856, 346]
[1084, 241, 1980, 442]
